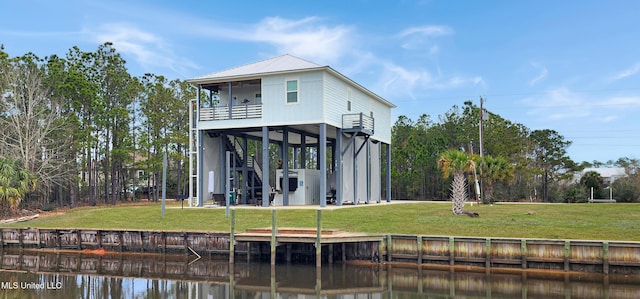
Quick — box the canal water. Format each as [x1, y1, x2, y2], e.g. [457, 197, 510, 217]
[0, 249, 639, 298]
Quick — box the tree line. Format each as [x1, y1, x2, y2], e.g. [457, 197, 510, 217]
[390, 102, 640, 202]
[1, 43, 639, 216]
[0, 43, 195, 215]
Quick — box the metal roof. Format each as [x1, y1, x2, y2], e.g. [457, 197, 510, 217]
[188, 54, 324, 83]
[582, 167, 627, 178]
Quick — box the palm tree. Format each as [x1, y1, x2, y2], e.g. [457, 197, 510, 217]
[437, 149, 476, 215]
[478, 155, 515, 203]
[0, 157, 37, 210]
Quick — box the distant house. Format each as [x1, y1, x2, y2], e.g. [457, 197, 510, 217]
[186, 54, 395, 207]
[580, 167, 627, 185]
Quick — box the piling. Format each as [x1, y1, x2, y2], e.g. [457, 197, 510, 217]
[316, 209, 322, 268]
[230, 209, 235, 264]
[271, 209, 276, 266]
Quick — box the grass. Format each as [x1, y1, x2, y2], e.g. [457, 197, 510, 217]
[2, 201, 640, 241]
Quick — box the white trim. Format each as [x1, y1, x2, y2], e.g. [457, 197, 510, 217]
[285, 78, 299, 104]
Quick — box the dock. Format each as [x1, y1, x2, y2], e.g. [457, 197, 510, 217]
[1, 208, 640, 273]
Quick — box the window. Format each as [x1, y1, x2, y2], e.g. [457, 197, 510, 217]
[347, 89, 352, 111]
[347, 101, 351, 111]
[255, 93, 262, 104]
[286, 80, 298, 103]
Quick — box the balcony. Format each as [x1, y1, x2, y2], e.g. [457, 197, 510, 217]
[200, 104, 262, 121]
[342, 113, 374, 135]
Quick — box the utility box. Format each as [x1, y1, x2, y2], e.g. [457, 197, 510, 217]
[274, 169, 320, 205]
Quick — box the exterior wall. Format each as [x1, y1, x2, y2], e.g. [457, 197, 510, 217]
[261, 71, 324, 125]
[217, 84, 262, 106]
[370, 99, 392, 144]
[323, 73, 347, 128]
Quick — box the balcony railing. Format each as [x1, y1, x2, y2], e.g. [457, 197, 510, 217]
[200, 104, 262, 121]
[342, 113, 374, 134]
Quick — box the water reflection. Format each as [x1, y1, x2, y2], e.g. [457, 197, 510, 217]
[0, 249, 639, 298]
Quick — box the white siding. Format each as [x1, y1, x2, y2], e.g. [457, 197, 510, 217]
[370, 97, 392, 143]
[262, 71, 324, 125]
[323, 72, 392, 144]
[324, 73, 348, 128]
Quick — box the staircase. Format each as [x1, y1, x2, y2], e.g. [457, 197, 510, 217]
[224, 136, 264, 203]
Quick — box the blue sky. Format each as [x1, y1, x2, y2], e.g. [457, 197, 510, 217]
[2, 0, 640, 163]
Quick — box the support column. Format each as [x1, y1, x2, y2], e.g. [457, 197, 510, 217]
[242, 137, 248, 204]
[319, 123, 327, 207]
[386, 143, 391, 203]
[197, 130, 204, 207]
[292, 147, 298, 169]
[330, 139, 336, 173]
[366, 138, 370, 204]
[353, 138, 358, 205]
[282, 127, 289, 206]
[262, 127, 270, 207]
[300, 132, 306, 169]
[226, 151, 231, 218]
[336, 127, 343, 206]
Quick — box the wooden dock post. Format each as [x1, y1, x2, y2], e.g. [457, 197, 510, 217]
[485, 238, 491, 268]
[316, 209, 322, 267]
[449, 237, 455, 266]
[230, 209, 235, 264]
[386, 235, 392, 262]
[564, 240, 570, 271]
[603, 241, 609, 274]
[521, 239, 527, 269]
[417, 235, 423, 265]
[271, 209, 276, 265]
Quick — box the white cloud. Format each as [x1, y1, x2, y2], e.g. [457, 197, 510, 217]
[397, 25, 454, 52]
[611, 62, 640, 81]
[398, 25, 454, 38]
[522, 88, 640, 123]
[199, 16, 354, 65]
[529, 62, 548, 86]
[374, 60, 483, 100]
[251, 17, 353, 65]
[88, 23, 199, 77]
[522, 88, 591, 120]
[600, 96, 640, 108]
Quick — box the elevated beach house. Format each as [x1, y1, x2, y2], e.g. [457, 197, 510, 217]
[186, 55, 395, 207]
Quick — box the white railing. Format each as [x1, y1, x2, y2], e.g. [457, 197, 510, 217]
[199, 104, 262, 121]
[342, 113, 374, 133]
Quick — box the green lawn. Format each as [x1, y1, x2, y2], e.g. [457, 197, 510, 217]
[3, 201, 639, 241]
